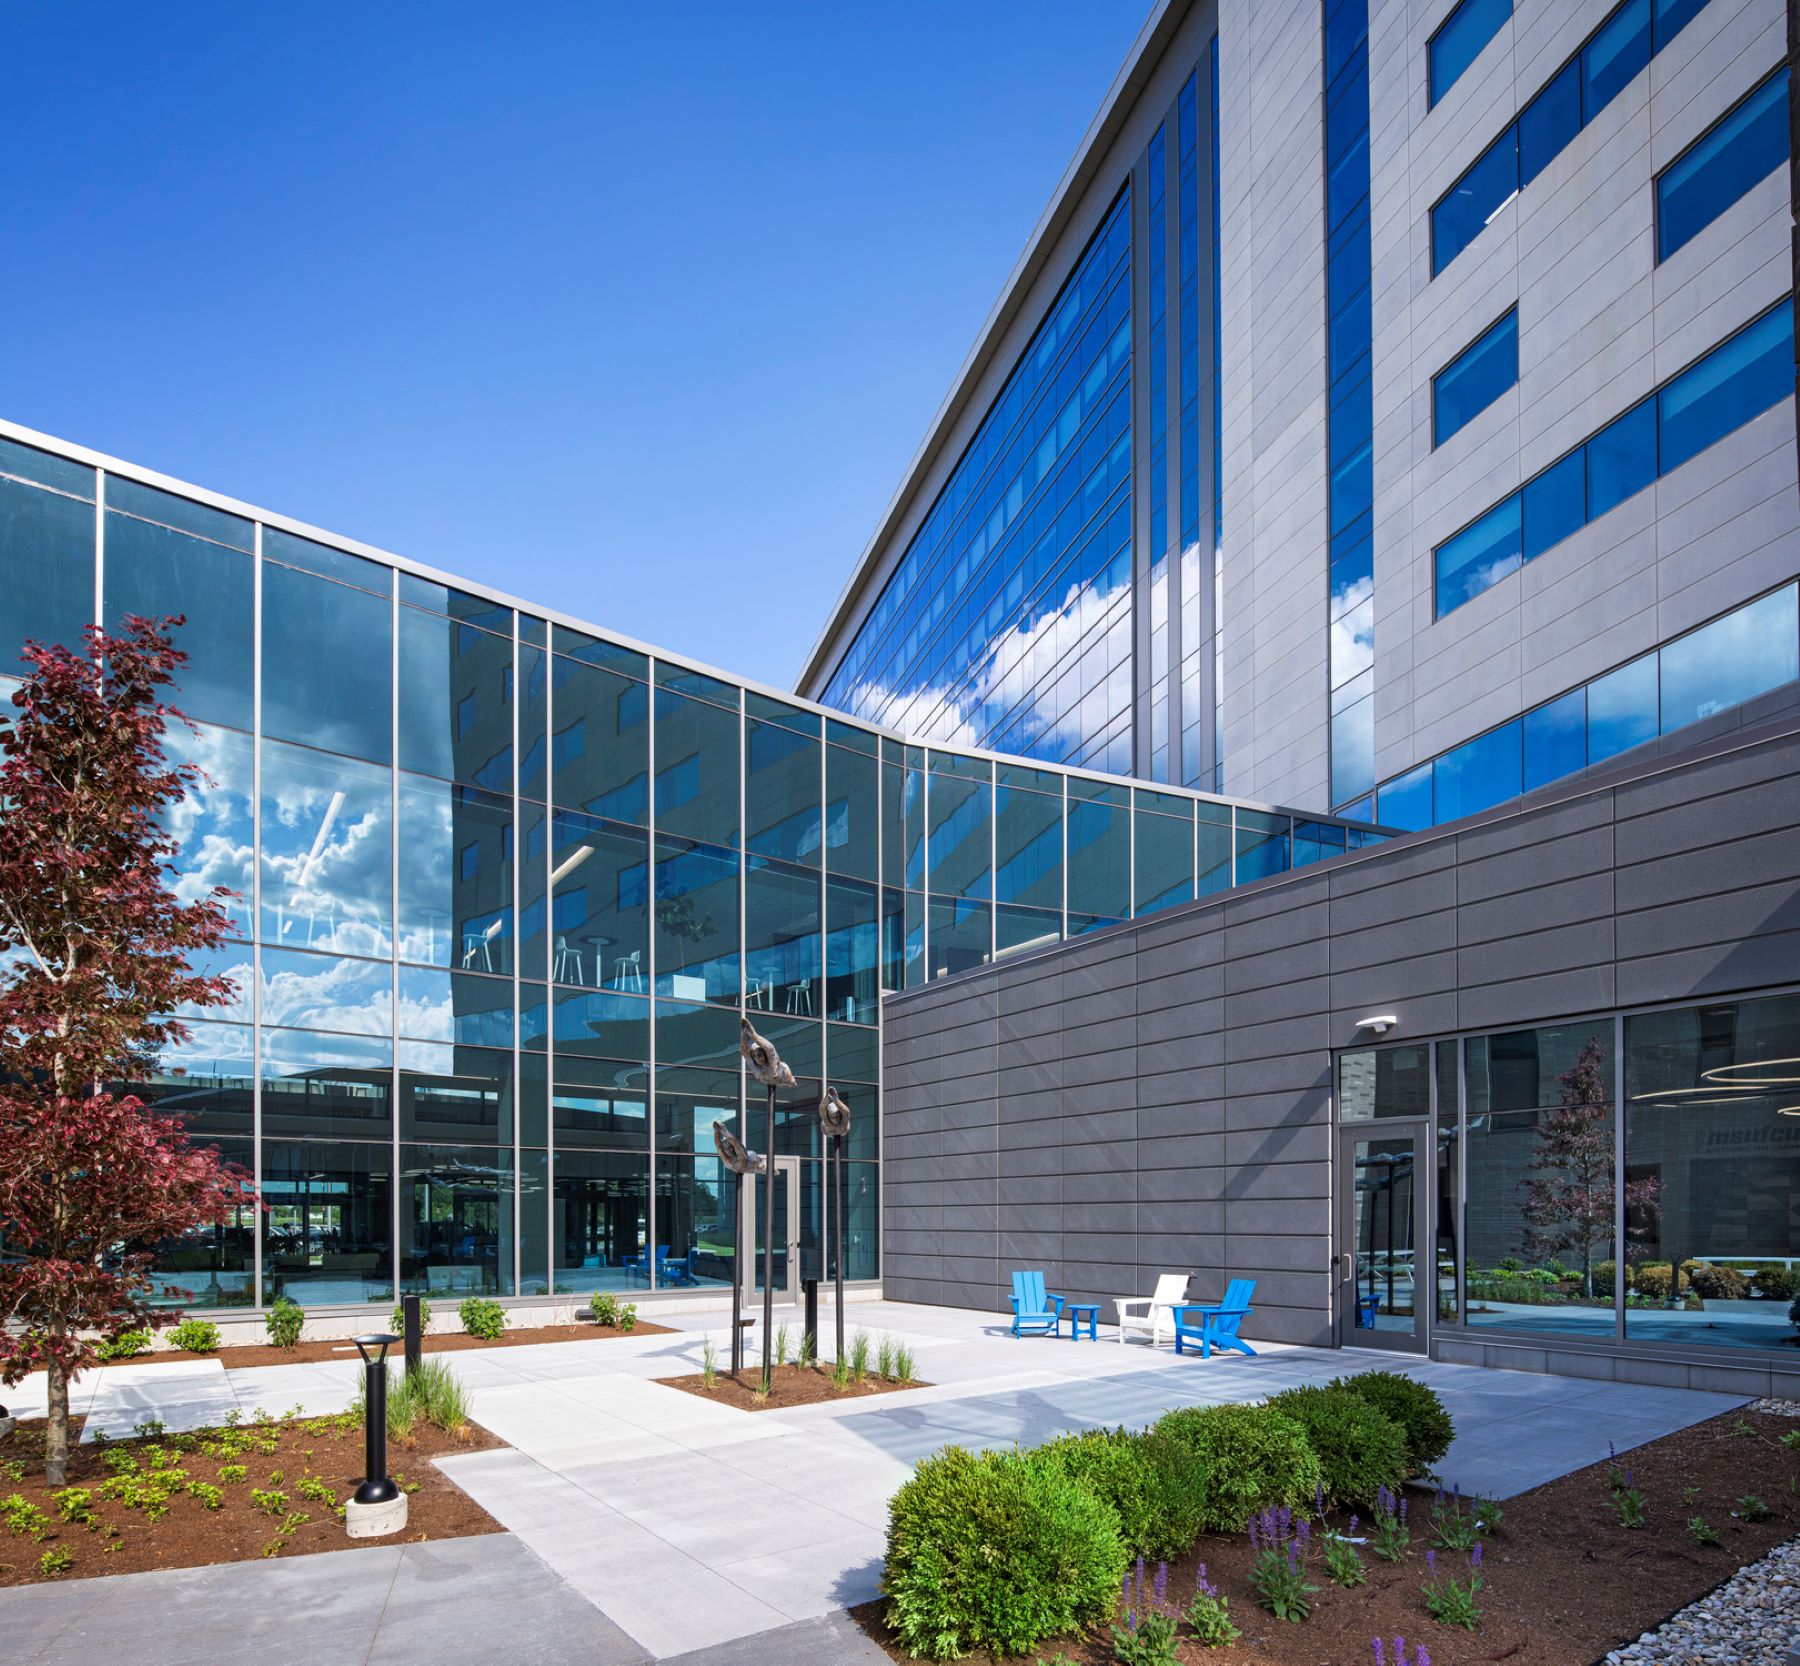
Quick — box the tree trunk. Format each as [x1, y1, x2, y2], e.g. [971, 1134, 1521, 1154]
[45, 1360, 69, 1487]
[1582, 1245, 1593, 1299]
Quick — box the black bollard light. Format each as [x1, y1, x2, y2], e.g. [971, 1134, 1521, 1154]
[352, 1333, 401, 1507]
[402, 1294, 422, 1379]
[803, 1276, 819, 1364]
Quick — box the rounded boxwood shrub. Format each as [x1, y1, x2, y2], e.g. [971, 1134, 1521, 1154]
[1752, 1264, 1798, 1301]
[1635, 1263, 1689, 1302]
[1153, 1402, 1321, 1532]
[1592, 1260, 1619, 1299]
[1266, 1383, 1407, 1505]
[1683, 1262, 1750, 1300]
[458, 1297, 506, 1340]
[1329, 1369, 1455, 1476]
[167, 1317, 221, 1354]
[1030, 1427, 1205, 1558]
[883, 1444, 1127, 1660]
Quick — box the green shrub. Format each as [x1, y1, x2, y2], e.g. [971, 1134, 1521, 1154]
[1330, 1370, 1455, 1475]
[1030, 1427, 1205, 1558]
[1592, 1261, 1619, 1299]
[1683, 1262, 1750, 1300]
[616, 1302, 638, 1332]
[96, 1328, 152, 1361]
[390, 1297, 432, 1336]
[1752, 1265, 1798, 1301]
[1154, 1403, 1321, 1533]
[883, 1445, 1126, 1660]
[1266, 1384, 1407, 1505]
[264, 1297, 305, 1350]
[589, 1292, 619, 1326]
[1495, 1257, 1522, 1273]
[458, 1298, 506, 1340]
[1634, 1263, 1689, 1302]
[167, 1318, 221, 1354]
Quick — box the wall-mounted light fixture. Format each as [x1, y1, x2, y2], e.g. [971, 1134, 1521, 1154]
[1354, 1014, 1398, 1036]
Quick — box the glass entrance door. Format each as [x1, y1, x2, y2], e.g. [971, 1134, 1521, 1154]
[741, 1155, 800, 1301]
[1337, 1127, 1428, 1351]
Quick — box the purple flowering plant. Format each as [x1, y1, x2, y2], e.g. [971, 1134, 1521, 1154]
[1373, 1636, 1432, 1666]
[1421, 1541, 1484, 1630]
[1110, 1556, 1181, 1666]
[1185, 1562, 1242, 1648]
[1370, 1484, 1410, 1562]
[1248, 1505, 1319, 1622]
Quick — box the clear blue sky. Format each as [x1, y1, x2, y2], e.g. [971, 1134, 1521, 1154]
[3, 2, 1146, 690]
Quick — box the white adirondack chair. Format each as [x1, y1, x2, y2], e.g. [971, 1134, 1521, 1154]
[1114, 1272, 1190, 1347]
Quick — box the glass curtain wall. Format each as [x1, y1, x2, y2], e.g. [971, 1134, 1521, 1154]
[1348, 990, 1800, 1357]
[0, 429, 1378, 1311]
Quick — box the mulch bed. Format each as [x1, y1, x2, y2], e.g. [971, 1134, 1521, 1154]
[0, 1410, 501, 1588]
[662, 1362, 926, 1410]
[852, 1407, 1800, 1665]
[95, 1317, 671, 1371]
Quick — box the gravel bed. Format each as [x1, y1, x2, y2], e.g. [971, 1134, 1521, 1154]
[1750, 1398, 1800, 1417]
[1603, 1534, 1799, 1665]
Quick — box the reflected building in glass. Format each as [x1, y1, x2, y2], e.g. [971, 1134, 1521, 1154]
[798, 0, 1800, 823]
[0, 422, 1379, 1314]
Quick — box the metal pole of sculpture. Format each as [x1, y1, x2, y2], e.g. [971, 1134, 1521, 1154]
[739, 1019, 794, 1386]
[710, 1117, 764, 1378]
[818, 1086, 853, 1367]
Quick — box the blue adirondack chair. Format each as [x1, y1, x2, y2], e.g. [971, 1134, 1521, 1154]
[1009, 1269, 1065, 1336]
[1172, 1278, 1257, 1358]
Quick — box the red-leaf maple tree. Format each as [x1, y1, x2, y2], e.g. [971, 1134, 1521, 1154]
[0, 616, 254, 1484]
[1519, 1033, 1661, 1298]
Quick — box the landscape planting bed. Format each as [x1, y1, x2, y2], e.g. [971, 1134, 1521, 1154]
[853, 1408, 1800, 1666]
[661, 1361, 926, 1410]
[0, 1410, 500, 1588]
[96, 1316, 672, 1370]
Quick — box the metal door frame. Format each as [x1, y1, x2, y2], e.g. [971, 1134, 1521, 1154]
[1335, 1122, 1430, 1353]
[740, 1155, 801, 1302]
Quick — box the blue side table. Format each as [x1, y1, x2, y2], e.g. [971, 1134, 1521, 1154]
[1063, 1302, 1100, 1340]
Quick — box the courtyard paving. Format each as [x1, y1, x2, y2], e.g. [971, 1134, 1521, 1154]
[3, 1298, 1750, 1663]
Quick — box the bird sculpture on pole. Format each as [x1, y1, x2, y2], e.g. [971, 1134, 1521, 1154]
[817, 1086, 853, 1365]
[739, 1018, 794, 1386]
[711, 1117, 765, 1375]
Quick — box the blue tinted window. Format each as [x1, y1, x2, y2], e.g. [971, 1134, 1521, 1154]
[1658, 70, 1789, 261]
[1520, 61, 1581, 186]
[1652, 0, 1706, 47]
[1331, 691, 1374, 806]
[1522, 447, 1586, 560]
[1435, 494, 1521, 616]
[1587, 652, 1659, 763]
[1430, 0, 1510, 105]
[1325, 0, 1367, 83]
[1582, 0, 1650, 120]
[1658, 303, 1794, 475]
[1659, 583, 1799, 729]
[1523, 688, 1587, 789]
[261, 562, 393, 764]
[1434, 308, 1518, 444]
[1433, 719, 1522, 823]
[1585, 398, 1657, 519]
[1376, 763, 1433, 831]
[1432, 131, 1518, 273]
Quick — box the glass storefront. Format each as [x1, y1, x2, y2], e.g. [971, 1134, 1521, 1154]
[1343, 990, 1800, 1358]
[0, 429, 1380, 1310]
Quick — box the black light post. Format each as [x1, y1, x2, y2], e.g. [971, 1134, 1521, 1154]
[740, 1019, 794, 1387]
[345, 1331, 405, 1538]
[353, 1332, 400, 1506]
[818, 1086, 853, 1366]
[711, 1116, 766, 1378]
